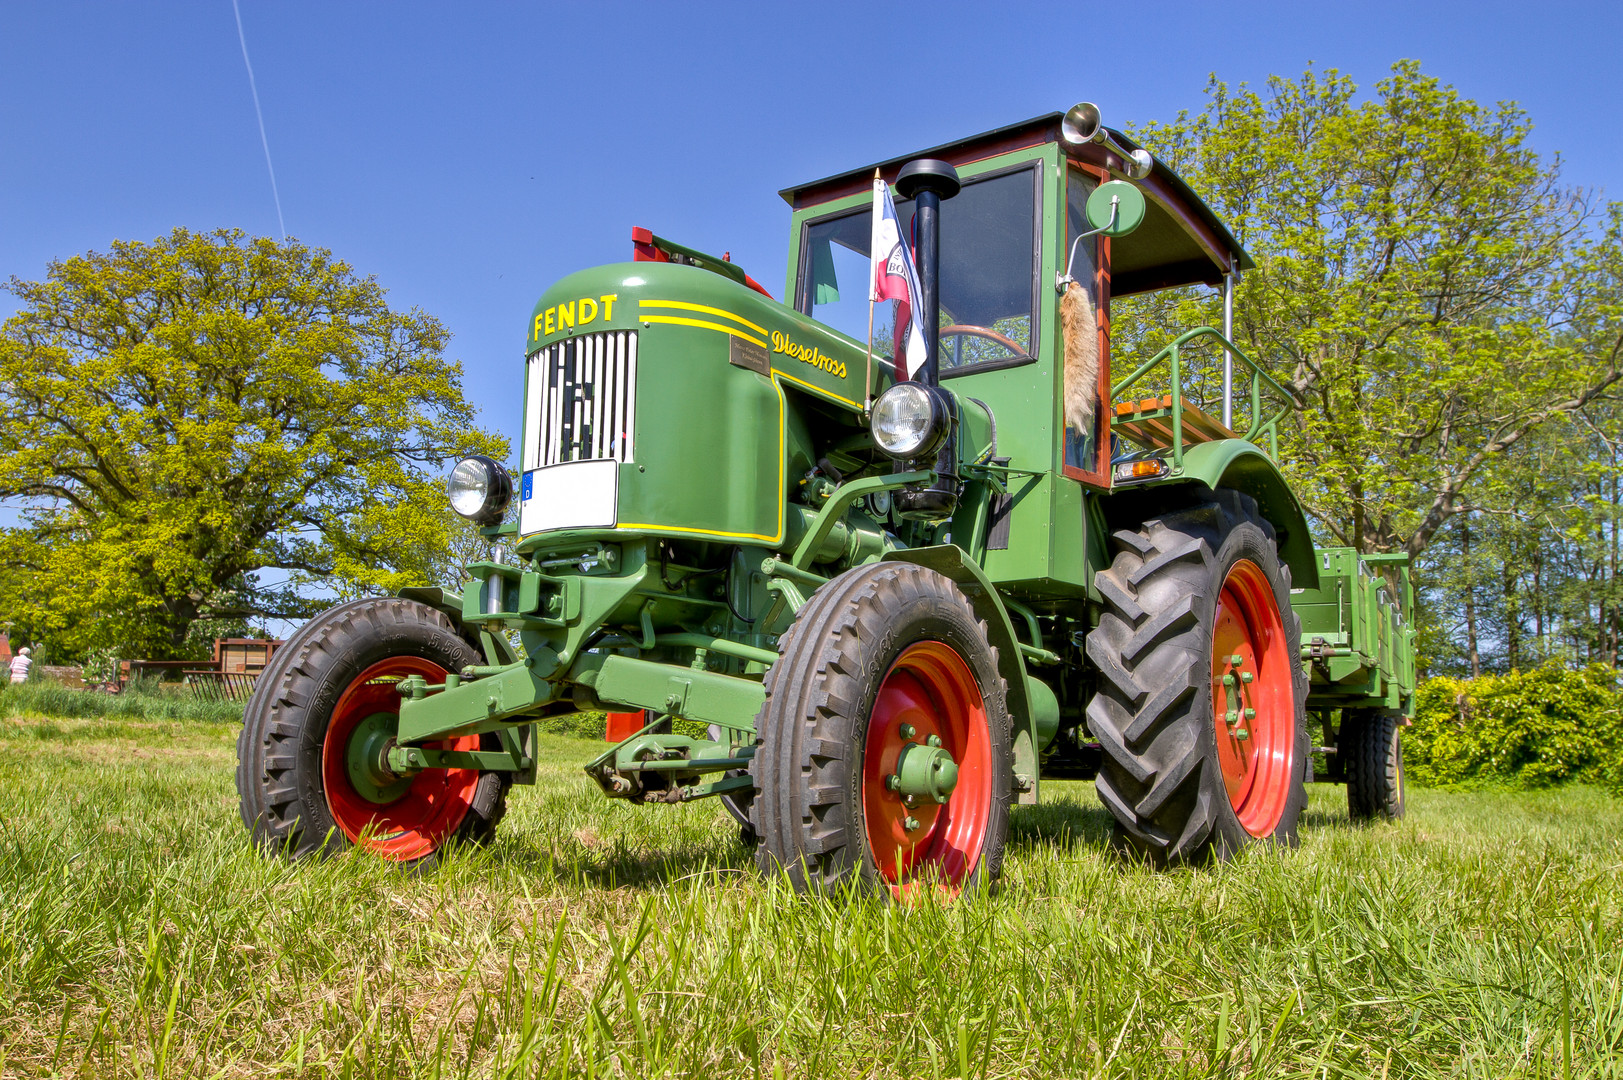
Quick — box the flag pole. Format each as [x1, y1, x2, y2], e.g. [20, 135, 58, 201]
[865, 168, 879, 417]
[865, 300, 874, 416]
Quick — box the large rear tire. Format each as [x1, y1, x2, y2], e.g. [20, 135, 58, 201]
[236, 598, 511, 867]
[1342, 708, 1406, 821]
[750, 562, 1012, 897]
[1086, 491, 1309, 863]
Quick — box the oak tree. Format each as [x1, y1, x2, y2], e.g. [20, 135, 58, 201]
[0, 228, 506, 659]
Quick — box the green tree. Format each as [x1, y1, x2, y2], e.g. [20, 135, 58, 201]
[0, 228, 506, 660]
[1115, 62, 1623, 564]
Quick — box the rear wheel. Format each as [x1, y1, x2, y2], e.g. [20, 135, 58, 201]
[1342, 708, 1405, 821]
[750, 562, 1011, 897]
[237, 598, 510, 866]
[1086, 491, 1308, 863]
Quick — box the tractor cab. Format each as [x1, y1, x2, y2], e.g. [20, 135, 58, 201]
[781, 103, 1262, 490]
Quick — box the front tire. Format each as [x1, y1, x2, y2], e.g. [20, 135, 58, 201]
[1086, 491, 1309, 863]
[236, 598, 511, 866]
[750, 562, 1012, 897]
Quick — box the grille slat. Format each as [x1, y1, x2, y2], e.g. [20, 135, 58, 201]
[524, 330, 637, 469]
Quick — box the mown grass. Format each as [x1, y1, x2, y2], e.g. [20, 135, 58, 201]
[1, 715, 1620, 1078]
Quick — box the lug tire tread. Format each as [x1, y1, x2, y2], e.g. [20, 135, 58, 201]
[1086, 490, 1309, 864]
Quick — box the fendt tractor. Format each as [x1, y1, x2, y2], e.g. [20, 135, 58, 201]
[237, 104, 1417, 894]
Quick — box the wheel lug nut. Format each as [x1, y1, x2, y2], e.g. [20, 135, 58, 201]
[1225, 710, 1239, 724]
[1241, 672, 1254, 684]
[898, 723, 916, 739]
[1234, 728, 1250, 741]
[925, 734, 942, 748]
[1244, 708, 1256, 720]
[903, 816, 920, 832]
[885, 774, 901, 792]
[1222, 674, 1235, 687]
[1230, 654, 1244, 665]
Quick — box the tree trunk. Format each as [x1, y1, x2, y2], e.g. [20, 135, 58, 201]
[1462, 517, 1481, 678]
[1532, 548, 1544, 661]
[1613, 467, 1620, 667]
[1504, 554, 1521, 672]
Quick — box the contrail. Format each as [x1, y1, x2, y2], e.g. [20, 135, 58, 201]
[231, 0, 286, 239]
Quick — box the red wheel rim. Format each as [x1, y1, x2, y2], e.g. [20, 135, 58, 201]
[321, 656, 480, 861]
[1210, 559, 1296, 837]
[861, 641, 992, 895]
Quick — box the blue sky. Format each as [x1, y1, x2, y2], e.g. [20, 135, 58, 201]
[4, 0, 1622, 457]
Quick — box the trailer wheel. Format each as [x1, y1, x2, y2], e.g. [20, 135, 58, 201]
[237, 598, 511, 866]
[750, 562, 1012, 896]
[1086, 490, 1308, 864]
[1342, 709, 1405, 821]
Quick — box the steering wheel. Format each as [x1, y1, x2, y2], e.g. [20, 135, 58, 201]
[939, 324, 1028, 367]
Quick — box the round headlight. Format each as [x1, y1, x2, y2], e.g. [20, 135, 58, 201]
[446, 455, 512, 525]
[871, 382, 948, 460]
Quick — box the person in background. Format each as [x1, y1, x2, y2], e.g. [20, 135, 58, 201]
[9, 646, 32, 684]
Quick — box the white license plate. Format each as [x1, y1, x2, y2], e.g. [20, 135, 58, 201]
[519, 459, 618, 534]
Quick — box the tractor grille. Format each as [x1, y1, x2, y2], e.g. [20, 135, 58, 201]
[522, 330, 638, 469]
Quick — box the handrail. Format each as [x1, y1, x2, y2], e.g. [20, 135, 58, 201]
[1111, 326, 1295, 471]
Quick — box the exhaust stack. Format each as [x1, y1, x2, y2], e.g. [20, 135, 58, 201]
[893, 158, 962, 519]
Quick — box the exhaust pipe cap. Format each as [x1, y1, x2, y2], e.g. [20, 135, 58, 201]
[895, 158, 961, 201]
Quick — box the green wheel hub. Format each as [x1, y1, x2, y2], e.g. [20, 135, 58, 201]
[891, 738, 960, 804]
[344, 711, 414, 805]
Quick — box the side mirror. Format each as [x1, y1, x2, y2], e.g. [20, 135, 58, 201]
[1058, 179, 1148, 291]
[1085, 180, 1146, 238]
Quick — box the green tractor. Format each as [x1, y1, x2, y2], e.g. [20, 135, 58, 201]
[237, 103, 1416, 892]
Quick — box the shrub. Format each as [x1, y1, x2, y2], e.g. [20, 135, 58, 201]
[534, 711, 607, 739]
[1405, 664, 1623, 791]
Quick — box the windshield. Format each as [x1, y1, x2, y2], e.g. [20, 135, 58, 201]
[799, 165, 1039, 375]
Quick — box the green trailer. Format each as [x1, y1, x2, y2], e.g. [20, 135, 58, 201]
[237, 103, 1415, 893]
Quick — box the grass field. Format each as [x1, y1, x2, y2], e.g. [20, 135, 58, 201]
[2, 713, 1620, 1079]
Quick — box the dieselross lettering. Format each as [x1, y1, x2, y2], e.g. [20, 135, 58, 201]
[770, 330, 847, 379]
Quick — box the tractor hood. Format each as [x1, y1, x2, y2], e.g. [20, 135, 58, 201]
[516, 262, 882, 548]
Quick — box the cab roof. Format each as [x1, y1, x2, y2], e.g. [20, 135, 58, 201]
[780, 111, 1253, 297]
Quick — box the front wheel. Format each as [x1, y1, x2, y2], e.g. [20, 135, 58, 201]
[236, 598, 510, 866]
[1086, 490, 1309, 863]
[750, 562, 1012, 897]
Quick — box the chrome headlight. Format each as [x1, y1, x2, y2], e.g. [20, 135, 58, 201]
[446, 455, 512, 525]
[870, 382, 951, 460]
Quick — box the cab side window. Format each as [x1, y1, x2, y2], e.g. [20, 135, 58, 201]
[1062, 171, 1103, 474]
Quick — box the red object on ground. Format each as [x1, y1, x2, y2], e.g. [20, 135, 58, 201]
[606, 710, 647, 742]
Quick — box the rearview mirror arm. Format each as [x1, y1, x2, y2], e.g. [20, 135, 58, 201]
[1056, 197, 1119, 293]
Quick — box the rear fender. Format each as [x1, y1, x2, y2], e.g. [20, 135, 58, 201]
[1104, 440, 1319, 591]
